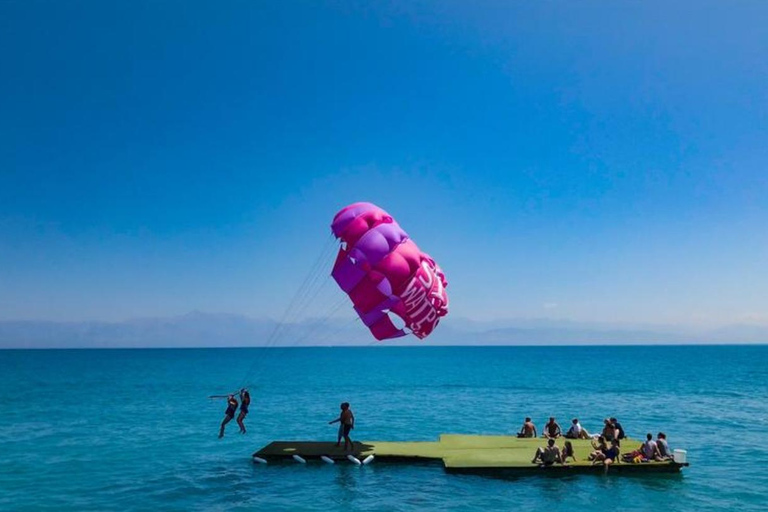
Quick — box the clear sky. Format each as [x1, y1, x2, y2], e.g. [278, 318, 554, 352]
[1, 1, 766, 327]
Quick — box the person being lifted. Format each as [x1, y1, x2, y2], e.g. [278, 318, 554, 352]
[219, 394, 238, 438]
[236, 388, 251, 434]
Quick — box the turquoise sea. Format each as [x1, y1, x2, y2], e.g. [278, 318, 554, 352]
[2, 345, 767, 511]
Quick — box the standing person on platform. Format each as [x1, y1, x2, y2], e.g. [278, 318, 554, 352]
[329, 402, 355, 451]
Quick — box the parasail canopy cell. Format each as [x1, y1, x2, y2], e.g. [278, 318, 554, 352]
[331, 202, 448, 340]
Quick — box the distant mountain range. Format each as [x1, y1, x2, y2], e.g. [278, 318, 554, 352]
[1, 311, 766, 349]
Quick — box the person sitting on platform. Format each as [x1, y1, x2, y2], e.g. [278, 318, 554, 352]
[641, 433, 664, 461]
[561, 440, 577, 463]
[591, 439, 620, 469]
[589, 436, 608, 461]
[601, 418, 617, 441]
[656, 432, 673, 460]
[218, 394, 238, 439]
[531, 438, 562, 466]
[611, 417, 626, 440]
[543, 417, 562, 438]
[565, 418, 590, 439]
[517, 417, 537, 438]
[236, 388, 250, 434]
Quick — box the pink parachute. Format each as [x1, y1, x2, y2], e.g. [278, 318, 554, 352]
[331, 202, 449, 340]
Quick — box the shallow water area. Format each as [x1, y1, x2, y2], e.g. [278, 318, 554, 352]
[1, 345, 767, 511]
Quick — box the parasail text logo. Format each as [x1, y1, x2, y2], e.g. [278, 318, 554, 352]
[331, 201, 449, 341]
[401, 259, 448, 339]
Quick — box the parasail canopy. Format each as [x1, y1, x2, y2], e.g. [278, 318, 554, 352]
[331, 202, 448, 340]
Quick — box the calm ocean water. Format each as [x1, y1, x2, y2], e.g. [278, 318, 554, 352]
[1, 345, 767, 511]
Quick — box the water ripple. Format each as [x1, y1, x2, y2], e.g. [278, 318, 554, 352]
[1, 346, 767, 511]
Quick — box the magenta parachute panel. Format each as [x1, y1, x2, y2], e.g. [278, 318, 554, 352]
[331, 202, 449, 341]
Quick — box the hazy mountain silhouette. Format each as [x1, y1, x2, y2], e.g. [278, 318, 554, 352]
[1, 312, 766, 348]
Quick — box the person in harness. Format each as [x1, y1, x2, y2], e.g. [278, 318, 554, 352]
[237, 388, 251, 434]
[219, 394, 238, 438]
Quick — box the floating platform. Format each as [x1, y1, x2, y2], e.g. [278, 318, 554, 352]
[253, 434, 688, 475]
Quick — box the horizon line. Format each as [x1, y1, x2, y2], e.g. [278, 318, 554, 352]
[2, 342, 767, 351]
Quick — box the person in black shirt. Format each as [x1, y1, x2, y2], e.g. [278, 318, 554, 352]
[219, 394, 238, 438]
[237, 388, 251, 434]
[610, 417, 625, 440]
[543, 417, 562, 439]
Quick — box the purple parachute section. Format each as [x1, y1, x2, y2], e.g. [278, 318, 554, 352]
[331, 202, 448, 341]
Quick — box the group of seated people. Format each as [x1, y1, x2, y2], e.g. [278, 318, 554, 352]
[522, 416, 674, 467]
[531, 438, 579, 466]
[518, 416, 625, 441]
[620, 433, 674, 463]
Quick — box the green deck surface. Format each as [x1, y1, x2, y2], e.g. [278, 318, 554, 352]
[253, 434, 687, 474]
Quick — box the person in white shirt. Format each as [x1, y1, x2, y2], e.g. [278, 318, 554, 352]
[641, 433, 663, 461]
[565, 418, 590, 439]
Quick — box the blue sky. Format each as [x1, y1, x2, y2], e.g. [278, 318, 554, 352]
[1, 1, 766, 327]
